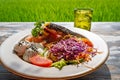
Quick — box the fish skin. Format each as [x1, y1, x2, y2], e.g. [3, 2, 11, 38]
[46, 23, 85, 38]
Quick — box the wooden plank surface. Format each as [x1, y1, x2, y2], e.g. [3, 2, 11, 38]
[0, 22, 120, 80]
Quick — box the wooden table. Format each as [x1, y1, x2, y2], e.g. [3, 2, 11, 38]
[0, 22, 120, 80]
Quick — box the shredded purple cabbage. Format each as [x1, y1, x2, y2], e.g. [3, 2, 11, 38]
[49, 37, 96, 61]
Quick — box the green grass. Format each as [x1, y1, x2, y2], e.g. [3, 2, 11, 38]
[0, 0, 120, 22]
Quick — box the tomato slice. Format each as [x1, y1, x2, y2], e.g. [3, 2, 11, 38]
[32, 36, 43, 43]
[25, 35, 33, 42]
[81, 38, 93, 47]
[29, 55, 53, 67]
[25, 35, 43, 43]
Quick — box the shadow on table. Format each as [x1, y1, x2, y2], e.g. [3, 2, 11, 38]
[72, 64, 111, 80]
[0, 64, 111, 80]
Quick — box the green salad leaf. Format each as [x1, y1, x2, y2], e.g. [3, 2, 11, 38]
[51, 58, 85, 70]
[51, 59, 67, 70]
[67, 58, 85, 64]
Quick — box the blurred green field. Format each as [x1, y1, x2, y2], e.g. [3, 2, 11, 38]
[0, 0, 119, 22]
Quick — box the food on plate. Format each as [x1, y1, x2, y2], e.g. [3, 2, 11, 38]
[14, 21, 99, 70]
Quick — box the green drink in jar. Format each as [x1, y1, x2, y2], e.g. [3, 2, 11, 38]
[74, 8, 93, 31]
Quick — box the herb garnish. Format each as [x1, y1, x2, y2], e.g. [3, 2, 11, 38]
[31, 21, 45, 37]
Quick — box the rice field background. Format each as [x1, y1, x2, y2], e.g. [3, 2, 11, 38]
[0, 0, 120, 22]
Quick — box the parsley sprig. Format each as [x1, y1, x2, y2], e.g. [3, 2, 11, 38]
[31, 21, 45, 37]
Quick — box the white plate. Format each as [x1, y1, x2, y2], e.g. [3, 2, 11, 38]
[0, 27, 109, 79]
